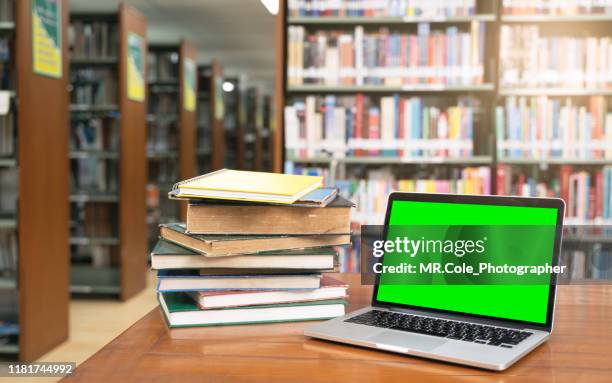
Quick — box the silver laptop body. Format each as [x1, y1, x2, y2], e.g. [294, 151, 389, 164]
[305, 193, 565, 371]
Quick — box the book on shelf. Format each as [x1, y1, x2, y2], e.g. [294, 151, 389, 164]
[188, 274, 348, 309]
[561, 247, 612, 282]
[150, 239, 338, 270]
[70, 117, 119, 151]
[185, 193, 352, 235]
[497, 165, 612, 223]
[0, 0, 14, 23]
[69, 20, 119, 59]
[148, 50, 179, 82]
[496, 96, 612, 159]
[287, 22, 485, 86]
[285, 94, 476, 159]
[70, 157, 118, 193]
[0, 167, 17, 214]
[502, 0, 612, 15]
[0, 112, 13, 157]
[169, 169, 323, 204]
[157, 270, 323, 291]
[158, 292, 346, 328]
[0, 229, 17, 276]
[288, 0, 477, 18]
[159, 223, 351, 257]
[500, 25, 612, 89]
[70, 68, 118, 106]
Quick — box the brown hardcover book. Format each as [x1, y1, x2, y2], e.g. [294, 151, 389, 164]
[159, 223, 351, 257]
[186, 195, 352, 235]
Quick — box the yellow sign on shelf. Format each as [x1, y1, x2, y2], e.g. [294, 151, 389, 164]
[32, 0, 62, 78]
[127, 32, 145, 102]
[183, 58, 196, 112]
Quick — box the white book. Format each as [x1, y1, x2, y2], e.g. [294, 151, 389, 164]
[189, 275, 348, 309]
[159, 292, 346, 328]
[157, 273, 322, 292]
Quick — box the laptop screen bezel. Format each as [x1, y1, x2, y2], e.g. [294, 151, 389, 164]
[371, 192, 565, 332]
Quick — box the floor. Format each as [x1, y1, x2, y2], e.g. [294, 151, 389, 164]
[0, 271, 158, 383]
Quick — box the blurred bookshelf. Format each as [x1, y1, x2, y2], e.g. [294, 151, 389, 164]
[197, 60, 223, 173]
[277, 0, 612, 276]
[69, 4, 148, 300]
[146, 44, 180, 249]
[0, 0, 69, 361]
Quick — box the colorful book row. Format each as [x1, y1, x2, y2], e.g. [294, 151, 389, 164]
[288, 0, 477, 18]
[285, 95, 476, 159]
[497, 165, 612, 222]
[287, 23, 485, 86]
[496, 96, 612, 159]
[500, 25, 612, 88]
[502, 0, 612, 15]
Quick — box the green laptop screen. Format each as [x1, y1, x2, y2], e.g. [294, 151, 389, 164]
[375, 200, 559, 324]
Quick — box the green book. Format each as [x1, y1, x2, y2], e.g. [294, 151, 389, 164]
[151, 239, 338, 271]
[158, 292, 347, 328]
[159, 223, 351, 257]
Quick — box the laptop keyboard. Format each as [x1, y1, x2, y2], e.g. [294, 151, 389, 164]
[345, 310, 533, 348]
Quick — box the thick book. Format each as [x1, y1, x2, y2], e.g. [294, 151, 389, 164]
[157, 270, 322, 292]
[151, 239, 337, 270]
[185, 195, 353, 235]
[170, 187, 341, 208]
[159, 223, 351, 257]
[189, 275, 348, 309]
[169, 169, 323, 204]
[158, 292, 346, 328]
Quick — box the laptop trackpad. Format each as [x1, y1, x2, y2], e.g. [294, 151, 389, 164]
[367, 331, 448, 351]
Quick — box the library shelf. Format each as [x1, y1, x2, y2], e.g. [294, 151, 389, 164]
[196, 147, 211, 156]
[11, 0, 71, 361]
[0, 344, 19, 355]
[69, 193, 120, 203]
[288, 14, 496, 25]
[498, 88, 612, 97]
[146, 150, 179, 160]
[497, 158, 612, 166]
[69, 150, 119, 160]
[70, 57, 118, 66]
[69, 4, 148, 302]
[69, 236, 121, 246]
[0, 157, 16, 167]
[0, 20, 14, 32]
[70, 265, 121, 295]
[287, 83, 496, 94]
[0, 276, 16, 289]
[69, 104, 120, 112]
[0, 215, 16, 229]
[287, 156, 494, 165]
[501, 14, 612, 23]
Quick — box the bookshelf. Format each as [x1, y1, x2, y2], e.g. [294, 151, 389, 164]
[0, 0, 70, 361]
[147, 44, 179, 246]
[177, 40, 197, 218]
[196, 60, 223, 174]
[222, 77, 244, 169]
[277, 0, 612, 279]
[69, 4, 147, 300]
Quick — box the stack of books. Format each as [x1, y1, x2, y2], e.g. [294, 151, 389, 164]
[152, 169, 353, 328]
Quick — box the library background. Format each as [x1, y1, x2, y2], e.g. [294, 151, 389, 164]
[0, 0, 609, 370]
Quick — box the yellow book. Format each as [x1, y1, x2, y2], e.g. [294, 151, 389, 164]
[169, 169, 323, 204]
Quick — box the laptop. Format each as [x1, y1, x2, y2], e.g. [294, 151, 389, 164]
[305, 192, 564, 371]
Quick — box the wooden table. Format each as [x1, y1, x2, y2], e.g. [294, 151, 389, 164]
[63, 274, 612, 382]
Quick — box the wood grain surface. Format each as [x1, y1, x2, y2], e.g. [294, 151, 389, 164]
[63, 274, 612, 382]
[118, 3, 148, 300]
[17, 0, 70, 361]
